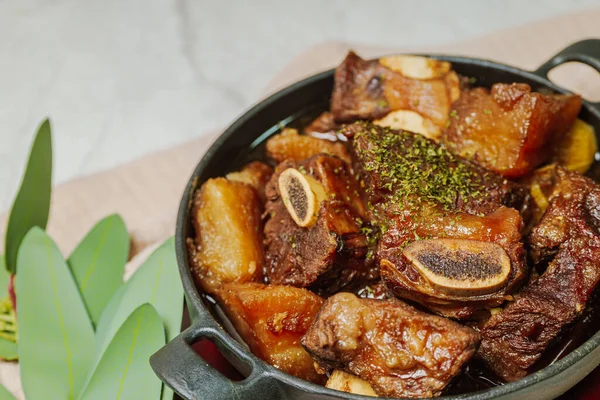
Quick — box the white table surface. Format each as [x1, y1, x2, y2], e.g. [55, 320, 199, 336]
[1, 0, 599, 210]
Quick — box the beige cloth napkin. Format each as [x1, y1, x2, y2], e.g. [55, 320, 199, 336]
[2, 8, 600, 399]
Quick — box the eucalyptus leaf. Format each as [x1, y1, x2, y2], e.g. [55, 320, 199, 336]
[0, 383, 16, 400]
[17, 227, 94, 400]
[4, 119, 52, 274]
[81, 237, 182, 399]
[94, 283, 126, 346]
[94, 237, 181, 356]
[79, 304, 164, 400]
[68, 214, 129, 327]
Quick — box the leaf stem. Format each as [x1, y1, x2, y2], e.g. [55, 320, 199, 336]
[8, 275, 16, 314]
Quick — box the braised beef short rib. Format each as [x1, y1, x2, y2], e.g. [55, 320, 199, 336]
[479, 168, 600, 381]
[301, 292, 480, 398]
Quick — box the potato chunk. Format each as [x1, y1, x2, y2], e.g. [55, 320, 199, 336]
[226, 161, 273, 203]
[326, 370, 378, 397]
[443, 83, 581, 178]
[555, 119, 598, 174]
[215, 283, 325, 383]
[188, 178, 263, 294]
[266, 128, 350, 163]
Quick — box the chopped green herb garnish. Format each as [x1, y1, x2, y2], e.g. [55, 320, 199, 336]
[354, 124, 485, 213]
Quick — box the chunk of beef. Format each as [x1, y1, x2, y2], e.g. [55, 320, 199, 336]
[347, 122, 528, 318]
[215, 283, 324, 383]
[331, 52, 459, 127]
[479, 168, 600, 381]
[301, 293, 480, 398]
[443, 84, 581, 178]
[264, 154, 376, 295]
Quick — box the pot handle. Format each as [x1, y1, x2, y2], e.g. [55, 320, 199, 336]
[150, 315, 283, 400]
[534, 39, 600, 78]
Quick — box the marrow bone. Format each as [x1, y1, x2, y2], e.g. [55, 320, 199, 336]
[403, 238, 511, 296]
[278, 168, 327, 227]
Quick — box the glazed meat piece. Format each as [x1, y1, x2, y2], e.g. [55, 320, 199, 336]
[215, 283, 324, 383]
[347, 122, 528, 318]
[345, 122, 528, 218]
[479, 168, 600, 381]
[187, 178, 264, 294]
[443, 83, 581, 178]
[266, 128, 350, 163]
[301, 293, 480, 398]
[380, 207, 527, 317]
[264, 154, 376, 294]
[331, 52, 460, 127]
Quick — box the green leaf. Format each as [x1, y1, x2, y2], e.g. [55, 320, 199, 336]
[0, 337, 17, 361]
[68, 214, 129, 327]
[0, 383, 16, 400]
[4, 119, 52, 274]
[94, 283, 126, 346]
[17, 227, 94, 400]
[94, 237, 181, 357]
[79, 304, 164, 400]
[82, 238, 182, 400]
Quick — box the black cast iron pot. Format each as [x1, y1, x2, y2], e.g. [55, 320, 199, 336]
[151, 39, 600, 400]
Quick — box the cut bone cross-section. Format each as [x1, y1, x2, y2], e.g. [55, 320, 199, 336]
[278, 168, 326, 227]
[403, 239, 511, 296]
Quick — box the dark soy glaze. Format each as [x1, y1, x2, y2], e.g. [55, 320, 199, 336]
[202, 99, 600, 395]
